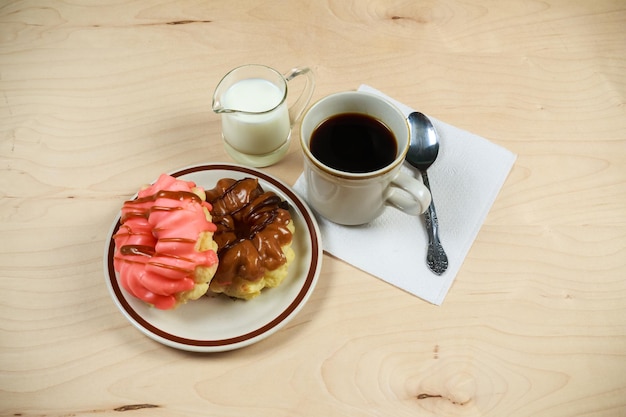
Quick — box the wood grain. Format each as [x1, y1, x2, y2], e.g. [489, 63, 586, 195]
[1, 1, 625, 416]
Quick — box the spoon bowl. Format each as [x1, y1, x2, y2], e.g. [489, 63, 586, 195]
[407, 112, 440, 170]
[407, 112, 448, 275]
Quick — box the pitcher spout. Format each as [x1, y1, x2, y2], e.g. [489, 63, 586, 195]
[211, 97, 232, 114]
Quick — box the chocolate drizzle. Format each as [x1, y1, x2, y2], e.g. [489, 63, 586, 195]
[205, 178, 293, 283]
[120, 245, 155, 257]
[117, 190, 205, 271]
[121, 190, 200, 222]
[128, 190, 201, 205]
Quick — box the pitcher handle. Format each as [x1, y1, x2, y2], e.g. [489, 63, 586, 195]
[284, 67, 315, 126]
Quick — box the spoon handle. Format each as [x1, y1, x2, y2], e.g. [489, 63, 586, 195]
[420, 171, 449, 275]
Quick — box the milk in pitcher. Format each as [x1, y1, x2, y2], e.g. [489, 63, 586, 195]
[221, 78, 291, 155]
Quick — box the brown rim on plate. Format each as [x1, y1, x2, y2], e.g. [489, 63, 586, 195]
[105, 164, 321, 349]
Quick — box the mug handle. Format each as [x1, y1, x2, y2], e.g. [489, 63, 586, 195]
[284, 67, 315, 126]
[385, 171, 432, 215]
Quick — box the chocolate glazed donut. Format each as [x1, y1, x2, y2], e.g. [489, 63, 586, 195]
[205, 178, 294, 294]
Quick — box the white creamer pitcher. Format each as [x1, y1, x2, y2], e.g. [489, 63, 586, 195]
[212, 64, 315, 167]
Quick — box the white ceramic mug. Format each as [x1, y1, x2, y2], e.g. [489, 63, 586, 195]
[300, 91, 431, 225]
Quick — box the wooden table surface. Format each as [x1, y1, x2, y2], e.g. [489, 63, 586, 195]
[1, 1, 625, 416]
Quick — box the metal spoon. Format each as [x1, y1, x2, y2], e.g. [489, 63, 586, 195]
[407, 112, 448, 275]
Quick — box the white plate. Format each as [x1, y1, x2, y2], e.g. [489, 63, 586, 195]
[104, 163, 323, 352]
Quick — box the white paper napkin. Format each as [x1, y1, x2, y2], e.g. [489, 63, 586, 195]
[293, 85, 517, 305]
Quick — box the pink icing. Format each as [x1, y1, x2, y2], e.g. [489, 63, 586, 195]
[113, 174, 218, 310]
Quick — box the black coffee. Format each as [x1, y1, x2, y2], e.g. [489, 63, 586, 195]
[309, 113, 397, 173]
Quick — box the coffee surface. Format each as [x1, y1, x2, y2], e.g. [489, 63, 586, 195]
[310, 113, 397, 173]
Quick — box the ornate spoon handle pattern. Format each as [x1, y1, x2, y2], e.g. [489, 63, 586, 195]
[421, 171, 448, 275]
